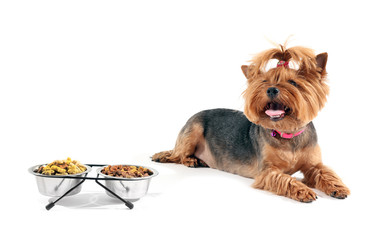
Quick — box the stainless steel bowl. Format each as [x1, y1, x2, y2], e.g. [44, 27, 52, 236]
[28, 164, 92, 197]
[97, 165, 158, 201]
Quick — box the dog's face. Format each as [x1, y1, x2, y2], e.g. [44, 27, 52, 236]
[242, 46, 330, 132]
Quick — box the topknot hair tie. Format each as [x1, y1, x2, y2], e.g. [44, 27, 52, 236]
[277, 60, 289, 68]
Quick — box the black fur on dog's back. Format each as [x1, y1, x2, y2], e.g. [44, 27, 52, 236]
[185, 108, 318, 176]
[189, 108, 262, 166]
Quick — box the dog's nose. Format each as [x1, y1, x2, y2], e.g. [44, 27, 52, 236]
[267, 87, 280, 99]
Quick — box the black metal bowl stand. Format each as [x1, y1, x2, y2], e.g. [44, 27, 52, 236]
[40, 164, 134, 210]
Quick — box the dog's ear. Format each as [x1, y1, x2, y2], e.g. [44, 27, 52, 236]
[242, 64, 262, 81]
[316, 52, 328, 75]
[297, 52, 328, 78]
[241, 65, 249, 78]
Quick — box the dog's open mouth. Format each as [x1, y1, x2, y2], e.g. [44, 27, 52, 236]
[264, 102, 290, 121]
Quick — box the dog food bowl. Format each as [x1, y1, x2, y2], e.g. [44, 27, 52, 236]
[97, 165, 158, 201]
[28, 164, 92, 197]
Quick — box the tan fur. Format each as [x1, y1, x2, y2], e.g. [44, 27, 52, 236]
[252, 142, 322, 202]
[302, 163, 350, 198]
[243, 45, 329, 132]
[152, 123, 208, 168]
[253, 167, 317, 202]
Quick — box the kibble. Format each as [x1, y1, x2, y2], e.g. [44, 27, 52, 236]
[101, 165, 153, 178]
[35, 157, 86, 175]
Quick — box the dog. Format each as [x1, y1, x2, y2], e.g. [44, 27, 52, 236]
[152, 45, 350, 202]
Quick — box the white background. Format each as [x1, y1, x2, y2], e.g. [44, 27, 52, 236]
[1, 0, 378, 239]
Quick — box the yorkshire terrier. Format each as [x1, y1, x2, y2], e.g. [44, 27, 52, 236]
[152, 45, 350, 202]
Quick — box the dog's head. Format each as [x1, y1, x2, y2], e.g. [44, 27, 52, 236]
[242, 45, 329, 132]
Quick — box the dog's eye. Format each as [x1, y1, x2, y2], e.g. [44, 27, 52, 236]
[288, 80, 297, 87]
[263, 80, 268, 83]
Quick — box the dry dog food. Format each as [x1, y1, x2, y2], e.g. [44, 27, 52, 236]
[101, 165, 153, 178]
[35, 157, 86, 175]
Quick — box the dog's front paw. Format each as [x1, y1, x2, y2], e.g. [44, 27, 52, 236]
[254, 170, 317, 203]
[292, 187, 317, 203]
[302, 164, 350, 200]
[325, 185, 350, 199]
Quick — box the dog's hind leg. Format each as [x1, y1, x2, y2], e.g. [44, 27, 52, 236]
[152, 121, 208, 168]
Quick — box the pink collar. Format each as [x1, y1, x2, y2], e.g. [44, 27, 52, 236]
[271, 127, 306, 139]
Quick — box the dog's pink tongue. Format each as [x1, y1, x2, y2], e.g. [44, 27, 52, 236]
[265, 109, 285, 117]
